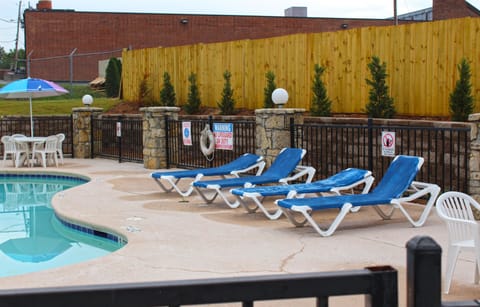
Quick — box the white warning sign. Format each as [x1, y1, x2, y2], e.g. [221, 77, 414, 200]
[182, 121, 192, 146]
[381, 131, 395, 157]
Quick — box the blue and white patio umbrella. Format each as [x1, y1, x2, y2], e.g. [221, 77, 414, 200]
[0, 78, 69, 137]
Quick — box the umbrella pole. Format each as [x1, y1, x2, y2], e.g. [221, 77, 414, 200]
[29, 96, 34, 137]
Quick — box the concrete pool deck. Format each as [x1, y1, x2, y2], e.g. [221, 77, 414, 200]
[0, 158, 478, 306]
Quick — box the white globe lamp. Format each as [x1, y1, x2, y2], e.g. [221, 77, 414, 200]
[82, 94, 94, 108]
[271, 88, 288, 108]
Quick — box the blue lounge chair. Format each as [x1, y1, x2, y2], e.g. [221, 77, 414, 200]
[150, 153, 265, 197]
[276, 155, 441, 237]
[193, 147, 315, 208]
[230, 168, 374, 220]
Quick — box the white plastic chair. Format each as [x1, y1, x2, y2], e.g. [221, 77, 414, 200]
[11, 134, 31, 167]
[435, 191, 480, 294]
[55, 133, 65, 165]
[32, 135, 58, 168]
[1, 136, 16, 167]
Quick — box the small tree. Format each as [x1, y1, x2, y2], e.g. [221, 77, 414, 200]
[139, 73, 154, 106]
[310, 64, 332, 116]
[263, 71, 276, 108]
[105, 57, 122, 98]
[160, 71, 176, 106]
[184, 73, 201, 114]
[365, 56, 396, 118]
[450, 58, 475, 122]
[218, 70, 236, 115]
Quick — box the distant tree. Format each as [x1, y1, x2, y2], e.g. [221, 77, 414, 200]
[0, 47, 6, 69]
[310, 64, 332, 116]
[105, 57, 122, 98]
[0, 48, 25, 71]
[184, 73, 201, 114]
[160, 71, 176, 106]
[263, 71, 276, 108]
[450, 58, 475, 122]
[139, 73, 155, 106]
[365, 56, 396, 118]
[218, 70, 236, 115]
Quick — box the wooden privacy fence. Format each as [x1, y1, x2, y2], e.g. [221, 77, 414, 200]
[122, 17, 480, 117]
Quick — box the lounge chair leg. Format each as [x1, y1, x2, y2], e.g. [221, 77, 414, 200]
[281, 208, 308, 226]
[286, 203, 353, 237]
[237, 195, 284, 220]
[195, 187, 220, 204]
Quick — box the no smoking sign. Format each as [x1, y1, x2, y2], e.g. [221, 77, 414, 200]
[381, 131, 395, 157]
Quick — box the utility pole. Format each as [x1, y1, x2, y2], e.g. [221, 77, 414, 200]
[13, 0, 22, 72]
[394, 0, 398, 25]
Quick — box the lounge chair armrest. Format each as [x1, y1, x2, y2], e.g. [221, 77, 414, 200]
[279, 166, 316, 184]
[231, 161, 266, 177]
[396, 181, 441, 203]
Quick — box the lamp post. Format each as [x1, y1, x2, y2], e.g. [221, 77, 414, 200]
[271, 88, 288, 108]
[82, 94, 93, 108]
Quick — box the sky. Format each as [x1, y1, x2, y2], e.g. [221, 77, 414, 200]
[1, 0, 480, 51]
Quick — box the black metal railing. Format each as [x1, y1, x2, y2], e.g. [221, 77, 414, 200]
[0, 236, 478, 307]
[166, 115, 256, 169]
[91, 115, 143, 163]
[292, 119, 470, 193]
[0, 115, 73, 157]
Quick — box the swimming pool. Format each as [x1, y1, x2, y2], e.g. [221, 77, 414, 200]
[0, 173, 125, 278]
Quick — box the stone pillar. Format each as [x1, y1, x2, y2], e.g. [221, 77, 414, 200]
[255, 108, 305, 167]
[72, 107, 103, 159]
[468, 113, 480, 219]
[141, 106, 180, 169]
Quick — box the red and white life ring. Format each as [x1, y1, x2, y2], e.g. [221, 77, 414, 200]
[200, 124, 215, 157]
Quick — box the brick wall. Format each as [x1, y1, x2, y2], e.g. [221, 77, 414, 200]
[23, 11, 404, 82]
[433, 0, 480, 20]
[23, 1, 479, 82]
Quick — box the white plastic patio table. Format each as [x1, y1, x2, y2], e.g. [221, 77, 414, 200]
[13, 136, 47, 167]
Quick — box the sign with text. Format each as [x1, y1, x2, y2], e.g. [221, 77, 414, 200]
[213, 122, 233, 150]
[116, 122, 122, 137]
[381, 131, 396, 157]
[182, 121, 192, 146]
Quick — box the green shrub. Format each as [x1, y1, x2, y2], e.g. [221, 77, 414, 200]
[218, 70, 236, 115]
[184, 73, 201, 114]
[160, 71, 176, 106]
[310, 64, 332, 116]
[105, 57, 122, 98]
[365, 56, 396, 118]
[263, 71, 276, 108]
[450, 58, 475, 122]
[139, 73, 155, 106]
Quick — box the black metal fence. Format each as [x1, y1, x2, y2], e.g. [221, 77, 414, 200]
[91, 115, 143, 163]
[1, 115, 469, 195]
[0, 236, 478, 307]
[166, 115, 256, 169]
[292, 119, 471, 193]
[0, 115, 73, 157]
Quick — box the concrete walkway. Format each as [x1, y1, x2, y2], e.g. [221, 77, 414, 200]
[0, 158, 478, 306]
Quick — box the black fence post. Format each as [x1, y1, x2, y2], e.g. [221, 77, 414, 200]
[368, 117, 373, 171]
[290, 117, 295, 148]
[70, 114, 74, 158]
[165, 115, 171, 169]
[208, 115, 213, 168]
[365, 266, 398, 307]
[118, 116, 123, 163]
[406, 236, 442, 307]
[90, 114, 94, 159]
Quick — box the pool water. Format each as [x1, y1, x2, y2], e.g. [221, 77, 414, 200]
[0, 174, 124, 278]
